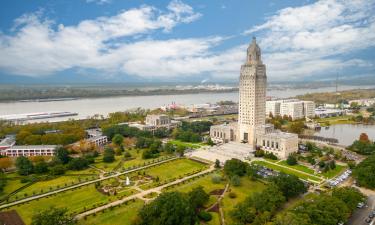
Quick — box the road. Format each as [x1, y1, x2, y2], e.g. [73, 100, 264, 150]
[0, 156, 178, 209]
[347, 195, 375, 225]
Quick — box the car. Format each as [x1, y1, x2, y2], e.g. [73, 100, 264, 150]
[365, 218, 372, 223]
[358, 202, 364, 208]
[369, 213, 375, 219]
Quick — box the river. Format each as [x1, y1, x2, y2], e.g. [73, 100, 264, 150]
[315, 124, 375, 146]
[0, 85, 373, 123]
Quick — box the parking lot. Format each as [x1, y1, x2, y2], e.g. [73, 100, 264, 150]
[347, 195, 375, 225]
[327, 169, 351, 188]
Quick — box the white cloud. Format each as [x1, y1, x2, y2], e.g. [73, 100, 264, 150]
[245, 0, 375, 80]
[0, 0, 374, 81]
[0, 1, 203, 77]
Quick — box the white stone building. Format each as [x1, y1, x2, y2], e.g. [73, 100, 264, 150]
[266, 99, 315, 120]
[238, 37, 267, 145]
[145, 114, 171, 127]
[209, 37, 298, 159]
[1, 145, 58, 157]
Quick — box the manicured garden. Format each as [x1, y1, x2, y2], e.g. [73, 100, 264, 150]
[79, 199, 144, 225]
[168, 140, 203, 149]
[278, 160, 316, 174]
[9, 184, 111, 224]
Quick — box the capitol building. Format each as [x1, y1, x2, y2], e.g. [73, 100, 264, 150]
[209, 38, 298, 159]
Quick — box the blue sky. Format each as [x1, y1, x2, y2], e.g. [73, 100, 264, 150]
[0, 0, 374, 83]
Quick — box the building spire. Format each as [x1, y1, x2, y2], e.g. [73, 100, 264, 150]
[246, 37, 262, 65]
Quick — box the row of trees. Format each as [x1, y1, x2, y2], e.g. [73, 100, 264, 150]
[353, 154, 375, 189]
[135, 186, 210, 225]
[348, 133, 375, 155]
[275, 187, 365, 225]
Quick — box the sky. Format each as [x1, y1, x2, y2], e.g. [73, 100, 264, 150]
[0, 0, 374, 84]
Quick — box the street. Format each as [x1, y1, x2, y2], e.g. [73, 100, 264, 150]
[347, 195, 375, 225]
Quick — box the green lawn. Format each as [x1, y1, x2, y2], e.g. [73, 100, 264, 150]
[79, 199, 144, 225]
[10, 185, 111, 224]
[121, 149, 170, 169]
[278, 161, 316, 175]
[316, 115, 355, 126]
[207, 212, 221, 225]
[168, 140, 203, 149]
[0, 179, 26, 199]
[94, 155, 123, 172]
[253, 161, 323, 183]
[167, 172, 226, 194]
[143, 158, 207, 182]
[222, 178, 266, 224]
[321, 164, 347, 179]
[8, 174, 98, 202]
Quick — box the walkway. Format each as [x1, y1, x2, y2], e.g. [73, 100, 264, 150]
[0, 157, 178, 209]
[75, 165, 216, 219]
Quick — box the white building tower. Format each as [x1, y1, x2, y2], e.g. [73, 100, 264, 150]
[238, 37, 267, 146]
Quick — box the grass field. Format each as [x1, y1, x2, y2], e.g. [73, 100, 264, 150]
[79, 199, 144, 225]
[168, 140, 203, 149]
[144, 158, 207, 182]
[10, 185, 111, 224]
[321, 164, 347, 179]
[278, 161, 316, 175]
[207, 212, 221, 225]
[316, 115, 355, 126]
[253, 161, 323, 182]
[94, 155, 124, 172]
[167, 172, 226, 194]
[121, 149, 170, 169]
[222, 178, 266, 224]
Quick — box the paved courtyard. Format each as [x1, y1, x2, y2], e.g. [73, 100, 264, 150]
[189, 142, 254, 164]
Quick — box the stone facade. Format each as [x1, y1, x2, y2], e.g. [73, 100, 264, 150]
[238, 37, 266, 146]
[145, 114, 171, 127]
[210, 123, 237, 143]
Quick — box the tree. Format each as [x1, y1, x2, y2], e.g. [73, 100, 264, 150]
[31, 207, 76, 225]
[67, 157, 88, 170]
[137, 192, 196, 225]
[286, 154, 298, 166]
[206, 138, 214, 146]
[103, 147, 115, 163]
[55, 147, 70, 164]
[353, 155, 375, 188]
[230, 175, 241, 186]
[359, 133, 370, 143]
[269, 173, 307, 200]
[332, 187, 365, 211]
[224, 159, 248, 177]
[214, 159, 221, 168]
[15, 156, 34, 175]
[49, 165, 66, 175]
[247, 164, 261, 180]
[34, 161, 49, 174]
[188, 186, 209, 209]
[0, 158, 13, 171]
[112, 134, 124, 146]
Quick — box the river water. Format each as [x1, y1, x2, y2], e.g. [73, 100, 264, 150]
[0, 85, 373, 123]
[315, 124, 375, 146]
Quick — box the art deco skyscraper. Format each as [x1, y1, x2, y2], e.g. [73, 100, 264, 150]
[238, 37, 267, 146]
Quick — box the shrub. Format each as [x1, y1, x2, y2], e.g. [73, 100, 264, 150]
[198, 211, 212, 222]
[286, 155, 298, 165]
[230, 175, 241, 186]
[228, 192, 237, 199]
[211, 174, 222, 184]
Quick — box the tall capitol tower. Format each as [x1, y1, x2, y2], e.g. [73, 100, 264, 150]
[238, 37, 266, 146]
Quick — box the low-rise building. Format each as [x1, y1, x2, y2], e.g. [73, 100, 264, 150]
[349, 98, 375, 107]
[210, 123, 238, 143]
[255, 125, 298, 159]
[315, 108, 345, 118]
[1, 145, 58, 157]
[145, 114, 171, 127]
[85, 128, 108, 147]
[0, 135, 16, 151]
